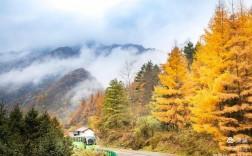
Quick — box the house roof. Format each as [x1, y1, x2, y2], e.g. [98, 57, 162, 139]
[75, 126, 92, 132]
[69, 126, 95, 137]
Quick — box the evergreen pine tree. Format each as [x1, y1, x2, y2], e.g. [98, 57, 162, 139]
[0, 101, 8, 155]
[38, 111, 51, 136]
[36, 116, 73, 156]
[0, 105, 73, 155]
[134, 61, 160, 105]
[6, 105, 25, 155]
[183, 41, 196, 70]
[23, 108, 41, 156]
[102, 79, 129, 131]
[0, 99, 7, 142]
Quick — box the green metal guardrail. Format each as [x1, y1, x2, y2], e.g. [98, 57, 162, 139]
[96, 149, 117, 156]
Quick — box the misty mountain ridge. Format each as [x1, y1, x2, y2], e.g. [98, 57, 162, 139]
[0, 43, 155, 92]
[21, 68, 102, 121]
[0, 46, 80, 74]
[0, 43, 153, 74]
[0, 43, 161, 121]
[91, 43, 155, 56]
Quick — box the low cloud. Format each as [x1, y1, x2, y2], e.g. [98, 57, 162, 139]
[65, 79, 103, 109]
[0, 44, 168, 113]
[0, 44, 167, 93]
[0, 58, 73, 92]
[87, 47, 167, 87]
[0, 50, 33, 63]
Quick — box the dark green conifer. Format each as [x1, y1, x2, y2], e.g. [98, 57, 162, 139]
[102, 79, 129, 131]
[183, 41, 196, 70]
[134, 61, 160, 105]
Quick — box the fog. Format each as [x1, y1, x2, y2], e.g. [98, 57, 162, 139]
[0, 44, 167, 94]
[65, 79, 103, 108]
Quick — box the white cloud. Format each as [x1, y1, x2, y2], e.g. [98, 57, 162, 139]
[0, 58, 71, 92]
[87, 47, 167, 87]
[0, 45, 168, 92]
[0, 50, 32, 63]
[0, 0, 233, 52]
[41, 0, 126, 18]
[66, 79, 103, 108]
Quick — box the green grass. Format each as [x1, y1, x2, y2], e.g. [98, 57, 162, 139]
[73, 142, 85, 149]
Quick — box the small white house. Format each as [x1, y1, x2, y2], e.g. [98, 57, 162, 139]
[69, 127, 98, 147]
[69, 127, 95, 138]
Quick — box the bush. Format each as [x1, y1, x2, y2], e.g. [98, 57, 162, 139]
[134, 116, 162, 138]
[146, 129, 218, 156]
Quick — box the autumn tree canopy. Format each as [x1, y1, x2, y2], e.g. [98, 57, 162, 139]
[152, 46, 190, 130]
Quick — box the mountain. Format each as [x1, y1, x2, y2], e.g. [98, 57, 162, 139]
[0, 49, 47, 73]
[39, 46, 80, 61]
[7, 68, 102, 121]
[0, 46, 81, 74]
[0, 43, 153, 74]
[0, 75, 57, 107]
[90, 43, 155, 57]
[0, 43, 156, 121]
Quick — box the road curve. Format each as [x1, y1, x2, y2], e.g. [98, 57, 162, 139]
[102, 148, 176, 156]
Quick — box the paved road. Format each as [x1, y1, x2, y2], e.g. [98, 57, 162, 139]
[103, 148, 176, 156]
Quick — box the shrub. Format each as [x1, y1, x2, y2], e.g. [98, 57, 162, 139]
[134, 116, 162, 138]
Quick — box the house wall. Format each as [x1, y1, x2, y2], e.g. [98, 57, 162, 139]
[82, 129, 94, 136]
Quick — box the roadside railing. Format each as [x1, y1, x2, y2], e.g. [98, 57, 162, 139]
[96, 149, 117, 156]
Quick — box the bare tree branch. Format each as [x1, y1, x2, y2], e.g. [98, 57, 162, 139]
[119, 61, 136, 87]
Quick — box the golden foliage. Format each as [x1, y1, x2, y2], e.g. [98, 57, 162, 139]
[152, 47, 190, 129]
[190, 2, 252, 155]
[66, 92, 104, 128]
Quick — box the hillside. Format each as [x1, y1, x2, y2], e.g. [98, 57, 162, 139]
[0, 43, 155, 121]
[11, 68, 101, 121]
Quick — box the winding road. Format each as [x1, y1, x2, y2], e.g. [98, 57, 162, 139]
[103, 148, 176, 156]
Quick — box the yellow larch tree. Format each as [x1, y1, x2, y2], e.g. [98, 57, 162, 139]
[191, 1, 252, 155]
[214, 2, 252, 155]
[190, 2, 231, 140]
[89, 92, 105, 131]
[152, 46, 190, 130]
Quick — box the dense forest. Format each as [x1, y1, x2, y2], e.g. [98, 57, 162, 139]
[0, 104, 73, 156]
[67, 1, 252, 156]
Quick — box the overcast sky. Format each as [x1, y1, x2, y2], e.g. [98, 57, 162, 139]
[1, 0, 252, 52]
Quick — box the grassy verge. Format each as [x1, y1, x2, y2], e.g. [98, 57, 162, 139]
[72, 149, 106, 156]
[99, 129, 218, 156]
